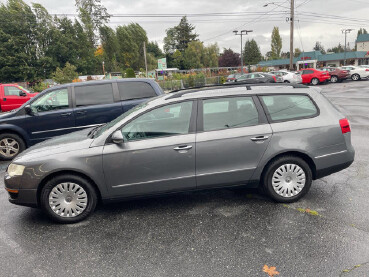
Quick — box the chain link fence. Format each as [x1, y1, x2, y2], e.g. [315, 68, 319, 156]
[158, 76, 225, 92]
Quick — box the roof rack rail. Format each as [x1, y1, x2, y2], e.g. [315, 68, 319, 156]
[166, 82, 308, 100]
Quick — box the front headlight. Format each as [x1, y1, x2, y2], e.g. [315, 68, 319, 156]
[7, 164, 25, 177]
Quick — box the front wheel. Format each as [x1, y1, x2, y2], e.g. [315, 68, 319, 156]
[330, 75, 338, 83]
[41, 174, 98, 223]
[263, 156, 312, 203]
[351, 74, 360, 81]
[311, 78, 319, 86]
[0, 133, 25, 160]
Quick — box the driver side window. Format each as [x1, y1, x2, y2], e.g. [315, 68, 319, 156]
[121, 101, 193, 141]
[30, 89, 69, 113]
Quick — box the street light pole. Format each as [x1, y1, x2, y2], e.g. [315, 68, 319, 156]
[342, 29, 354, 66]
[233, 30, 253, 75]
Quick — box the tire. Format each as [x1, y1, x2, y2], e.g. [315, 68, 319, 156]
[284, 80, 290, 83]
[262, 156, 312, 203]
[311, 78, 319, 86]
[0, 133, 26, 160]
[351, 74, 360, 81]
[40, 174, 98, 224]
[330, 75, 338, 83]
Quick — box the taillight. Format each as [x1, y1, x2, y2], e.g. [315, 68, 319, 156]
[339, 118, 351, 134]
[272, 75, 277, 82]
[366, 69, 369, 71]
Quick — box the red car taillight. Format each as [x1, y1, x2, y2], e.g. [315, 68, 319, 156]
[272, 75, 277, 82]
[366, 69, 369, 71]
[339, 118, 351, 134]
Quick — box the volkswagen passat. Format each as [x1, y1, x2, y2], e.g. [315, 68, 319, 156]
[5, 84, 355, 223]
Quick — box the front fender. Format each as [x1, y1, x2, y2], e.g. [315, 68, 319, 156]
[0, 124, 30, 146]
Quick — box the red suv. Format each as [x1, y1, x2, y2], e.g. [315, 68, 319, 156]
[299, 68, 331, 85]
[0, 84, 38, 112]
[320, 67, 349, 83]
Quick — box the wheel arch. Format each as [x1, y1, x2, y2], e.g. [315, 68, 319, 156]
[0, 125, 29, 147]
[260, 151, 317, 181]
[36, 170, 103, 207]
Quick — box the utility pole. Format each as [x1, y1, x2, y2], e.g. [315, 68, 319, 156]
[233, 30, 253, 75]
[342, 29, 354, 66]
[289, 0, 294, 70]
[143, 42, 148, 77]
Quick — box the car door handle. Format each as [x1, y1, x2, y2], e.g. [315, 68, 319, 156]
[3, 98, 6, 101]
[251, 135, 269, 142]
[76, 111, 87, 115]
[61, 112, 72, 117]
[173, 145, 192, 151]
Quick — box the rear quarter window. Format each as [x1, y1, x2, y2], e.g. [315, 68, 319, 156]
[260, 94, 318, 122]
[118, 81, 157, 101]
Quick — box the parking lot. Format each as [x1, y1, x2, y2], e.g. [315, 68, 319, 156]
[0, 80, 368, 277]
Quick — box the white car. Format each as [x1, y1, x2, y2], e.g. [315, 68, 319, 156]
[340, 66, 369, 81]
[270, 70, 303, 84]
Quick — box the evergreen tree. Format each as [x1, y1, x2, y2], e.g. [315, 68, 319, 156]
[244, 39, 263, 65]
[271, 27, 282, 60]
[313, 41, 326, 54]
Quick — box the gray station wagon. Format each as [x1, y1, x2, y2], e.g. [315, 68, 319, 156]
[5, 84, 355, 223]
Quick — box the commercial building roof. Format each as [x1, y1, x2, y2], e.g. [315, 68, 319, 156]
[258, 51, 368, 67]
[356, 34, 369, 43]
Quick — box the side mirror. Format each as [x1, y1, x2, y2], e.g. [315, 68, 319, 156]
[19, 91, 27, 97]
[24, 105, 34, 116]
[111, 130, 124, 144]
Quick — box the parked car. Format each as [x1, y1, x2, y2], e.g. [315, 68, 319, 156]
[235, 72, 280, 83]
[340, 66, 369, 81]
[0, 79, 163, 160]
[5, 84, 354, 223]
[299, 68, 331, 85]
[270, 70, 303, 84]
[319, 67, 349, 83]
[226, 73, 241, 82]
[0, 84, 38, 112]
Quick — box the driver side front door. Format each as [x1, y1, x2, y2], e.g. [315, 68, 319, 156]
[103, 100, 197, 198]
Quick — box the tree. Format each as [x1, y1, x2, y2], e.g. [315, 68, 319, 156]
[327, 43, 344, 53]
[75, 0, 110, 46]
[218, 48, 240, 67]
[163, 16, 198, 54]
[271, 27, 282, 60]
[244, 39, 262, 65]
[357, 28, 368, 38]
[183, 41, 204, 69]
[203, 43, 219, 68]
[313, 41, 326, 54]
[99, 25, 119, 72]
[52, 62, 78, 84]
[294, 48, 302, 57]
[125, 68, 135, 78]
[147, 41, 164, 58]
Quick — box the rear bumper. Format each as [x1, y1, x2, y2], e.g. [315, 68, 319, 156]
[315, 160, 353, 179]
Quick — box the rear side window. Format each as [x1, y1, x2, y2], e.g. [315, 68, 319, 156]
[203, 96, 259, 131]
[261, 94, 318, 122]
[75, 84, 114, 107]
[118, 81, 157, 101]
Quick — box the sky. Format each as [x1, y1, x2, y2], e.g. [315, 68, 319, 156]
[14, 0, 369, 55]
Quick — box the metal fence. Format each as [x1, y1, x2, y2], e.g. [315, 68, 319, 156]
[158, 76, 224, 92]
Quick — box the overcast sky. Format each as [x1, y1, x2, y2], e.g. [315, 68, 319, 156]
[14, 0, 369, 55]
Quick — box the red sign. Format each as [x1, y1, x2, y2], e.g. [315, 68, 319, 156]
[300, 57, 312, 60]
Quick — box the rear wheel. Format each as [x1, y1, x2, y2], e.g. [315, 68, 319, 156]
[311, 78, 319, 86]
[40, 174, 98, 224]
[351, 74, 360, 81]
[330, 75, 338, 83]
[0, 133, 25, 160]
[263, 156, 312, 203]
[284, 80, 290, 83]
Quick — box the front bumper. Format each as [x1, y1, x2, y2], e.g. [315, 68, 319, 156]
[4, 173, 38, 208]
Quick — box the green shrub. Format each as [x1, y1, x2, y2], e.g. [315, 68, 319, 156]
[32, 82, 48, 92]
[125, 68, 135, 78]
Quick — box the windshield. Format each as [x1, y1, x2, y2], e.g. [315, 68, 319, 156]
[93, 101, 149, 138]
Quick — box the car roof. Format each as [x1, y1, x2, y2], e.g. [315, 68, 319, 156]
[164, 84, 313, 102]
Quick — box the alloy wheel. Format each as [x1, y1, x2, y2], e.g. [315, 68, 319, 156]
[0, 138, 20, 158]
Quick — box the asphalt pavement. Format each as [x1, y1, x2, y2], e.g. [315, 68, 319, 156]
[0, 80, 369, 277]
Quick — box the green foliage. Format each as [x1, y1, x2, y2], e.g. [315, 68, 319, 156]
[357, 28, 368, 38]
[125, 68, 135, 78]
[294, 48, 302, 57]
[313, 41, 326, 54]
[183, 41, 219, 70]
[32, 82, 49, 92]
[327, 43, 344, 53]
[244, 39, 262, 65]
[271, 27, 282, 60]
[147, 41, 164, 58]
[52, 62, 79, 84]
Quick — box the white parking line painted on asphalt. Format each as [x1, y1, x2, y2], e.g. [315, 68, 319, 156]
[0, 228, 22, 254]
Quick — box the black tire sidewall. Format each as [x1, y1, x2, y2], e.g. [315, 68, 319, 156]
[0, 133, 26, 160]
[40, 174, 97, 224]
[263, 156, 312, 203]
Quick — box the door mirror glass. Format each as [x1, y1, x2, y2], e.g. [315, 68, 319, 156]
[111, 130, 124, 144]
[24, 105, 34, 115]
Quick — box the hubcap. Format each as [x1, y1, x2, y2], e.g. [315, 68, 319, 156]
[331, 76, 337, 82]
[353, 75, 359, 80]
[49, 183, 88, 218]
[272, 164, 306, 198]
[0, 138, 19, 158]
[312, 79, 318, 85]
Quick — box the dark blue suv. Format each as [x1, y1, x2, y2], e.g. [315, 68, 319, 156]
[0, 78, 163, 160]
